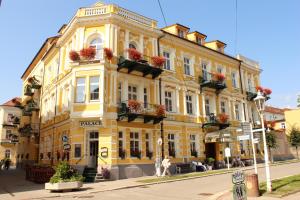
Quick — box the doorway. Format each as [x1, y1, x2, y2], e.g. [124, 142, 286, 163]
[205, 143, 216, 159]
[88, 131, 99, 168]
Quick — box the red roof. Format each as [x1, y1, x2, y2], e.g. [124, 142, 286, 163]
[1, 97, 21, 106]
[265, 106, 286, 115]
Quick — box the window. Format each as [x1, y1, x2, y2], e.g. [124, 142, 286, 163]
[118, 132, 124, 158]
[240, 141, 245, 154]
[184, 57, 191, 75]
[89, 37, 104, 59]
[63, 85, 70, 110]
[144, 88, 148, 108]
[178, 29, 184, 38]
[235, 104, 240, 120]
[118, 82, 122, 104]
[89, 131, 99, 139]
[217, 65, 223, 74]
[247, 78, 252, 92]
[74, 144, 81, 158]
[205, 98, 211, 116]
[6, 130, 12, 139]
[220, 100, 226, 114]
[130, 132, 140, 157]
[165, 91, 173, 112]
[129, 42, 137, 49]
[202, 61, 209, 81]
[75, 77, 85, 103]
[163, 51, 171, 70]
[5, 149, 10, 159]
[281, 122, 286, 129]
[145, 133, 152, 158]
[168, 134, 176, 157]
[196, 37, 202, 45]
[7, 114, 14, 124]
[90, 76, 100, 101]
[190, 134, 197, 156]
[231, 72, 238, 88]
[186, 95, 193, 115]
[128, 85, 137, 100]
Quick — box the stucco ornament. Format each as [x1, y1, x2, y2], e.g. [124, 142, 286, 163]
[161, 156, 171, 177]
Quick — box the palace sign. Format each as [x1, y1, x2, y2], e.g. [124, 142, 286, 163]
[79, 120, 102, 127]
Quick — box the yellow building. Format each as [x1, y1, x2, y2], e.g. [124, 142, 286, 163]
[18, 2, 266, 179]
[0, 98, 22, 166]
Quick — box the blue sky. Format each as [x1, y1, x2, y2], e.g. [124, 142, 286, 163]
[0, 0, 299, 108]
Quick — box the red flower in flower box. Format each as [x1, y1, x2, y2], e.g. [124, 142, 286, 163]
[218, 113, 229, 123]
[256, 86, 264, 92]
[214, 73, 226, 82]
[151, 56, 166, 67]
[156, 105, 166, 117]
[80, 47, 96, 60]
[69, 50, 80, 62]
[127, 48, 142, 61]
[263, 88, 272, 95]
[104, 48, 113, 60]
[128, 99, 141, 113]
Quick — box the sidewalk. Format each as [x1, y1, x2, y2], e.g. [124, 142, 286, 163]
[0, 160, 299, 200]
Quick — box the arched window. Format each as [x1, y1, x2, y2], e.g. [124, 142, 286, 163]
[89, 37, 104, 60]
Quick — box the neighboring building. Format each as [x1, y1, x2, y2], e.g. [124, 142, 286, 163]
[265, 106, 285, 122]
[0, 98, 22, 165]
[18, 2, 269, 179]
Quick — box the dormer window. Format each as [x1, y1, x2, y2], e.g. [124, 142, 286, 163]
[196, 37, 202, 45]
[178, 29, 184, 38]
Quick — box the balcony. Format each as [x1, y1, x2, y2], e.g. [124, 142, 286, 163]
[117, 100, 165, 124]
[28, 76, 42, 89]
[246, 87, 271, 101]
[117, 50, 164, 79]
[0, 135, 19, 144]
[199, 72, 226, 94]
[24, 85, 34, 96]
[18, 124, 39, 137]
[202, 113, 230, 130]
[26, 100, 40, 112]
[69, 48, 103, 65]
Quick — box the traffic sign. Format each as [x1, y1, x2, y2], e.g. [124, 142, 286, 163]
[225, 147, 231, 157]
[241, 122, 251, 135]
[63, 144, 71, 151]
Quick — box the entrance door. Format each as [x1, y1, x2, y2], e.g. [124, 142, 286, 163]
[88, 131, 99, 168]
[205, 143, 216, 159]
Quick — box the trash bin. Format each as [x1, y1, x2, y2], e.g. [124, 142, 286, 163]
[246, 173, 260, 197]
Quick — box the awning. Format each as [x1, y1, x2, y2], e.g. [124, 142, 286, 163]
[205, 128, 233, 143]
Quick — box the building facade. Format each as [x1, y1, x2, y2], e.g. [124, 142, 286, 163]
[0, 98, 22, 166]
[18, 2, 269, 179]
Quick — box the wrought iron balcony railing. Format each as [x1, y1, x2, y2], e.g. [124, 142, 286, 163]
[202, 113, 230, 130]
[117, 100, 165, 124]
[199, 71, 227, 93]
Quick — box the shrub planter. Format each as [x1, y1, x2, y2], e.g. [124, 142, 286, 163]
[45, 181, 83, 191]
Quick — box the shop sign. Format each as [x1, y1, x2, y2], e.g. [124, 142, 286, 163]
[63, 144, 71, 151]
[79, 120, 102, 127]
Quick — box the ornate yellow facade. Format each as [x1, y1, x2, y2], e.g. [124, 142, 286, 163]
[18, 2, 263, 179]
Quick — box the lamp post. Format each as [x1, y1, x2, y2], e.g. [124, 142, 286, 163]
[254, 91, 272, 192]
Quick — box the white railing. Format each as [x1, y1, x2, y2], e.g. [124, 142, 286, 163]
[116, 7, 153, 27]
[82, 5, 155, 28]
[85, 7, 108, 16]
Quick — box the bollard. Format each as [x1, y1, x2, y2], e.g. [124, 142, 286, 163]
[246, 173, 260, 197]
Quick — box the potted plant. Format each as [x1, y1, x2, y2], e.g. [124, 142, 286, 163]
[255, 86, 264, 92]
[127, 48, 142, 61]
[213, 73, 226, 83]
[80, 47, 96, 60]
[69, 50, 80, 62]
[263, 88, 272, 96]
[218, 113, 229, 123]
[156, 105, 166, 117]
[151, 56, 166, 67]
[128, 100, 141, 113]
[45, 162, 84, 191]
[206, 157, 215, 170]
[101, 167, 110, 180]
[104, 48, 113, 61]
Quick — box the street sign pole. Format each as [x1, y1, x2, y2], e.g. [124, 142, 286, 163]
[249, 123, 258, 174]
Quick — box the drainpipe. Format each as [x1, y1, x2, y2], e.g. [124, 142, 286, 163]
[157, 34, 165, 158]
[238, 61, 247, 121]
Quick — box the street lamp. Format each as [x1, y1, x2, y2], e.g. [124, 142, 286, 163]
[254, 91, 272, 192]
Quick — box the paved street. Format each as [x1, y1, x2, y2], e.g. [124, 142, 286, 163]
[1, 161, 300, 200]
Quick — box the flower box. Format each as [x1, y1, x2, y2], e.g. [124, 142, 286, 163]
[69, 51, 80, 62]
[151, 56, 166, 67]
[80, 47, 96, 60]
[104, 48, 113, 60]
[45, 181, 83, 191]
[127, 48, 142, 61]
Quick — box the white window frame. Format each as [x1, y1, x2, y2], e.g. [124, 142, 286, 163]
[205, 97, 211, 116]
[190, 134, 197, 156]
[75, 77, 86, 103]
[163, 51, 171, 70]
[89, 76, 100, 101]
[178, 29, 184, 38]
[220, 100, 227, 114]
[165, 91, 174, 112]
[186, 94, 193, 115]
[235, 103, 241, 120]
[128, 85, 138, 100]
[184, 57, 191, 76]
[231, 71, 238, 88]
[168, 133, 176, 157]
[130, 132, 140, 157]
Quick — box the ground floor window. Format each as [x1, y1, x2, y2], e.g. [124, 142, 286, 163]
[118, 131, 125, 159]
[130, 132, 140, 158]
[74, 144, 81, 158]
[5, 149, 11, 159]
[168, 134, 176, 157]
[190, 134, 197, 157]
[145, 133, 153, 159]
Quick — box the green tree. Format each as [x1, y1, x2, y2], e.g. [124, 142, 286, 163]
[266, 131, 277, 163]
[288, 126, 300, 159]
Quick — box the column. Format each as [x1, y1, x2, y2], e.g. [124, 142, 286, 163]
[139, 34, 144, 55]
[183, 90, 186, 115]
[123, 79, 128, 102]
[196, 92, 200, 117]
[175, 86, 180, 113]
[105, 24, 111, 49]
[202, 93, 206, 116]
[124, 30, 129, 58]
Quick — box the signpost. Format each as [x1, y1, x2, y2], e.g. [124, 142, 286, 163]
[232, 171, 247, 200]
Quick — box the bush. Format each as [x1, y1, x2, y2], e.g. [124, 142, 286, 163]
[49, 162, 84, 183]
